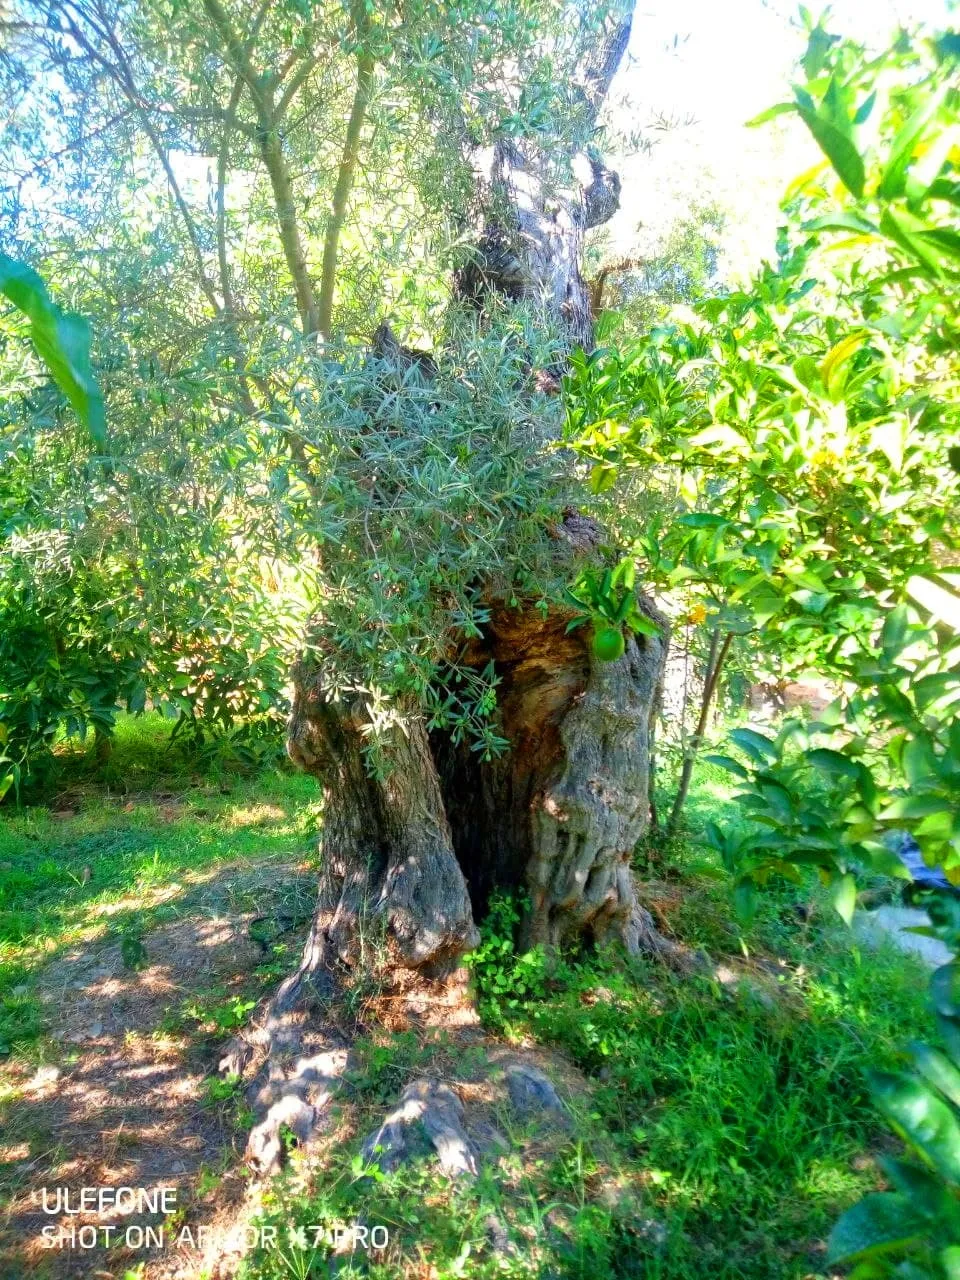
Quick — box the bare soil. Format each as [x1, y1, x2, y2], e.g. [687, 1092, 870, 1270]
[0, 860, 315, 1280]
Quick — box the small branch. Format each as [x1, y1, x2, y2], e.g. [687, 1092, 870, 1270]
[587, 256, 644, 317]
[63, 4, 222, 313]
[215, 76, 245, 320]
[258, 129, 322, 335]
[215, 76, 259, 416]
[275, 51, 324, 119]
[200, 0, 273, 117]
[580, 9, 634, 116]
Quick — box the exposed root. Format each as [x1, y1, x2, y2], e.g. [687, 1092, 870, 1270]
[361, 1077, 479, 1177]
[625, 900, 708, 973]
[216, 909, 351, 1177]
[246, 1047, 350, 1176]
[503, 1061, 569, 1122]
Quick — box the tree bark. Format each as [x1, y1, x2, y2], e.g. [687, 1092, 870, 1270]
[432, 594, 668, 955]
[287, 681, 479, 975]
[287, 581, 667, 979]
[233, 2, 680, 1173]
[281, 3, 668, 984]
[317, 1, 375, 340]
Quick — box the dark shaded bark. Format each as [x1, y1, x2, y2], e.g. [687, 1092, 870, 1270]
[457, 143, 625, 352]
[287, 684, 479, 974]
[433, 595, 668, 953]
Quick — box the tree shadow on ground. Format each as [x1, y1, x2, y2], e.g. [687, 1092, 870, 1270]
[0, 858, 315, 1280]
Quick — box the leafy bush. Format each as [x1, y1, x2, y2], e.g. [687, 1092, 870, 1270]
[0, 259, 298, 799]
[464, 893, 549, 1030]
[564, 15, 960, 836]
[0, 529, 152, 797]
[0, 519, 293, 799]
[827, 893, 960, 1278]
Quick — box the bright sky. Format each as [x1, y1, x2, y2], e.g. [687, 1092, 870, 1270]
[606, 0, 956, 281]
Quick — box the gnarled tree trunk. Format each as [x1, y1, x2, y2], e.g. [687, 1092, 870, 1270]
[288, 574, 668, 981]
[240, 1, 675, 1172]
[286, 3, 668, 978]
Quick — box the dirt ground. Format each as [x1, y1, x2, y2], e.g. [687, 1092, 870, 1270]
[0, 859, 316, 1280]
[0, 851, 596, 1280]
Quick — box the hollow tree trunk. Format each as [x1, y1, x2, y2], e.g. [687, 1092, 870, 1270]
[289, 579, 668, 977]
[430, 591, 669, 954]
[283, 3, 666, 982]
[235, 4, 679, 1173]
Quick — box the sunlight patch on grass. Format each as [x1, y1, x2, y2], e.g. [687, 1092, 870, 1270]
[222, 803, 289, 828]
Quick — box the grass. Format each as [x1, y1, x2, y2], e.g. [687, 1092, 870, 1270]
[0, 712, 320, 1057]
[242, 913, 932, 1280]
[0, 716, 941, 1279]
[241, 762, 936, 1280]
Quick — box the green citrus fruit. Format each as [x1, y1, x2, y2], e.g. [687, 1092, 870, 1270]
[592, 624, 626, 662]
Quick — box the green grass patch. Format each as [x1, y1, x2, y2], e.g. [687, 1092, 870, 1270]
[242, 821, 935, 1280]
[0, 720, 941, 1279]
[0, 712, 318, 1054]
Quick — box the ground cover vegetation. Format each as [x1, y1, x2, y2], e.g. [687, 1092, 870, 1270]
[0, 0, 959, 1277]
[0, 723, 939, 1279]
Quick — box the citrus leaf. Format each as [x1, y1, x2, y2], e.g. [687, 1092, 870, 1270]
[826, 1192, 927, 1265]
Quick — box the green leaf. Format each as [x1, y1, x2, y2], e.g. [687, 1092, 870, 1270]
[909, 1043, 960, 1110]
[626, 610, 660, 638]
[733, 878, 758, 925]
[880, 85, 949, 200]
[826, 1192, 927, 1265]
[879, 795, 946, 820]
[127, 682, 147, 715]
[879, 1156, 956, 1220]
[820, 331, 867, 396]
[903, 736, 940, 787]
[881, 605, 912, 661]
[612, 558, 636, 592]
[0, 253, 107, 445]
[932, 964, 960, 1020]
[807, 747, 861, 780]
[790, 588, 831, 615]
[796, 104, 865, 197]
[805, 212, 878, 236]
[687, 423, 749, 450]
[746, 102, 797, 127]
[729, 727, 778, 765]
[868, 1069, 960, 1185]
[677, 513, 729, 530]
[801, 20, 840, 77]
[880, 208, 949, 278]
[703, 753, 749, 779]
[833, 872, 858, 926]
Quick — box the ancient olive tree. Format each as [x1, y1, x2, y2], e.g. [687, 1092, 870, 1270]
[1, 0, 671, 1161]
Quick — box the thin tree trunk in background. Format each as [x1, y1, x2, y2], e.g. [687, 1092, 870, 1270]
[667, 629, 733, 836]
[317, 4, 375, 340]
[258, 131, 322, 336]
[202, 0, 322, 336]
